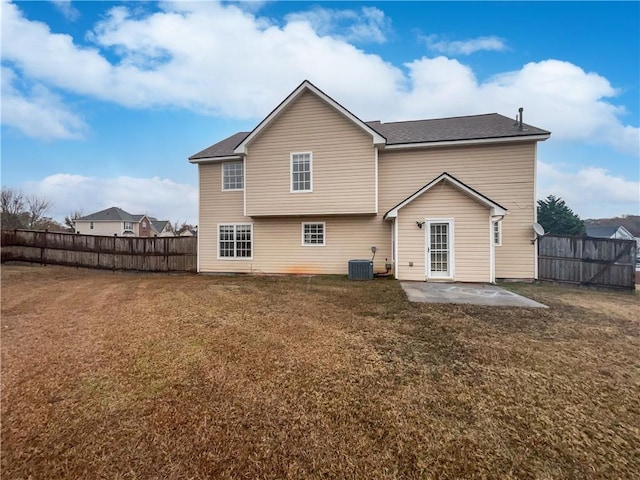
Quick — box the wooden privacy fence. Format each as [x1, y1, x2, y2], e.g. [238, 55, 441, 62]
[1, 230, 197, 272]
[538, 234, 636, 290]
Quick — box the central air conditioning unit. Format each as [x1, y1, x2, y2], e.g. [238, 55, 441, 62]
[348, 260, 373, 281]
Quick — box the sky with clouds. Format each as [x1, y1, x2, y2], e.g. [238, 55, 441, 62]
[1, 0, 638, 224]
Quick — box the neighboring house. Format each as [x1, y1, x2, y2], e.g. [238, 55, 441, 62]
[74, 207, 170, 237]
[189, 80, 551, 282]
[180, 227, 198, 237]
[151, 220, 173, 237]
[585, 225, 635, 240]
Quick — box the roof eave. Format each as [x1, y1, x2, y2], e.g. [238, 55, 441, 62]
[383, 133, 550, 150]
[189, 155, 243, 164]
[383, 172, 508, 220]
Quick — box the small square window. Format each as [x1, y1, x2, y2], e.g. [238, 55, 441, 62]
[223, 162, 244, 190]
[302, 222, 325, 246]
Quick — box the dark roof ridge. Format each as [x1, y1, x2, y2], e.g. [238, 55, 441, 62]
[370, 113, 501, 126]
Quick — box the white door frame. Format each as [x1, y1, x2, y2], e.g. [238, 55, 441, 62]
[425, 218, 454, 280]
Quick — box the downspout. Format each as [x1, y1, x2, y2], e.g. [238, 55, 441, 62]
[393, 219, 399, 279]
[533, 142, 539, 280]
[491, 214, 505, 283]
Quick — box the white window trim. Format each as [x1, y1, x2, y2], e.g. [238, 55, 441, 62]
[290, 152, 313, 193]
[301, 222, 326, 247]
[217, 223, 253, 260]
[493, 220, 502, 246]
[424, 218, 455, 280]
[222, 161, 244, 191]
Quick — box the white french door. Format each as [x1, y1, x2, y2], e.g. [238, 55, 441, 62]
[426, 220, 454, 279]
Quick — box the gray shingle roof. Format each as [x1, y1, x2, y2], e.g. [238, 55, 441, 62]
[190, 113, 549, 160]
[151, 220, 170, 233]
[78, 207, 136, 222]
[367, 113, 549, 145]
[189, 131, 251, 160]
[586, 226, 622, 238]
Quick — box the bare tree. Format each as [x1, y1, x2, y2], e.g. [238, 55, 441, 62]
[1, 187, 26, 229]
[64, 209, 84, 232]
[26, 195, 52, 229]
[169, 221, 196, 236]
[1, 188, 25, 215]
[169, 220, 183, 236]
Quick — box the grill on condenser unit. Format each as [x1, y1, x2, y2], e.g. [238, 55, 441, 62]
[348, 260, 374, 281]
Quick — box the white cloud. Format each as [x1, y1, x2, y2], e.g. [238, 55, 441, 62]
[23, 174, 198, 224]
[421, 34, 507, 55]
[285, 6, 392, 44]
[538, 161, 640, 218]
[49, 0, 80, 22]
[399, 57, 639, 156]
[1, 1, 637, 156]
[1, 66, 86, 140]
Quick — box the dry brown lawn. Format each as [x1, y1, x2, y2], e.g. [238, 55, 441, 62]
[1, 265, 639, 479]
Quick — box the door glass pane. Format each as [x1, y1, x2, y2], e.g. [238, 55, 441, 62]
[429, 223, 449, 275]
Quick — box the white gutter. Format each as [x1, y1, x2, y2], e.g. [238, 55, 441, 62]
[189, 155, 243, 164]
[383, 134, 550, 150]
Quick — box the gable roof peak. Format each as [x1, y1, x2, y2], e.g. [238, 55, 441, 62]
[233, 80, 386, 155]
[384, 172, 507, 219]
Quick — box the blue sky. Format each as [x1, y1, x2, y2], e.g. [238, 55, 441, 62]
[2, 0, 638, 224]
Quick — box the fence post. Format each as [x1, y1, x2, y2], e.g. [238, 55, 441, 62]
[41, 229, 48, 266]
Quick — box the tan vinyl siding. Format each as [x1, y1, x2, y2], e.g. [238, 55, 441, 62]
[397, 181, 491, 282]
[252, 217, 389, 274]
[199, 162, 389, 274]
[245, 91, 376, 216]
[380, 142, 536, 279]
[198, 163, 250, 271]
[75, 221, 123, 236]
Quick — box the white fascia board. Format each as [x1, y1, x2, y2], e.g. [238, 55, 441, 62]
[383, 134, 550, 151]
[189, 155, 243, 164]
[385, 173, 507, 219]
[234, 81, 386, 155]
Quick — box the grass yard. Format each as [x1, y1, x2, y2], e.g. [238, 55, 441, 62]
[1, 265, 639, 479]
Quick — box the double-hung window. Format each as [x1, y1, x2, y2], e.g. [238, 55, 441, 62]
[291, 152, 312, 192]
[124, 222, 133, 230]
[219, 224, 252, 259]
[223, 161, 244, 190]
[302, 222, 325, 246]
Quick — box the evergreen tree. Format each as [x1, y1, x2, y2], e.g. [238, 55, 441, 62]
[537, 195, 585, 235]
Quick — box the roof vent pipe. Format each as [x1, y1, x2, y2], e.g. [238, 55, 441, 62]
[518, 107, 524, 131]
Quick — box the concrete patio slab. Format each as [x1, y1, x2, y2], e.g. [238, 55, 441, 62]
[401, 282, 547, 308]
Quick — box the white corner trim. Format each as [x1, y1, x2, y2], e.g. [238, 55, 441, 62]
[374, 146, 379, 214]
[243, 157, 247, 217]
